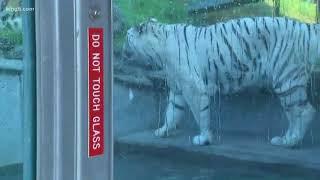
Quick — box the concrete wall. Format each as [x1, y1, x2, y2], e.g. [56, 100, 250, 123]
[114, 82, 320, 144]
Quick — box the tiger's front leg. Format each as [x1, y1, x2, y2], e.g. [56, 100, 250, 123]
[192, 93, 213, 146]
[154, 90, 187, 137]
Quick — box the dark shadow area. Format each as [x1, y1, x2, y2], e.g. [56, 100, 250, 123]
[0, 163, 22, 180]
[115, 141, 320, 180]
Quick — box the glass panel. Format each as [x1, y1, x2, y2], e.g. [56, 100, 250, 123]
[113, 0, 320, 179]
[0, 0, 23, 60]
[0, 0, 35, 179]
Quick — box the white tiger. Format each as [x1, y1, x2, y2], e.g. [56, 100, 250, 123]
[122, 17, 320, 148]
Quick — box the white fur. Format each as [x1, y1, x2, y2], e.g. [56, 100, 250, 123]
[124, 17, 319, 148]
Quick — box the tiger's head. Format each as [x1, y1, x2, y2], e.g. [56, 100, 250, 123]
[122, 18, 166, 69]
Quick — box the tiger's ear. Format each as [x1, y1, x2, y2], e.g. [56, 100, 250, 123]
[133, 22, 145, 34]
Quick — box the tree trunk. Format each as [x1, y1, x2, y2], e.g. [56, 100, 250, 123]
[274, 0, 280, 17]
[317, 0, 320, 23]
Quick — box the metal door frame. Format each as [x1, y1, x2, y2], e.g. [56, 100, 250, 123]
[22, 0, 36, 179]
[317, 0, 320, 23]
[35, 0, 112, 179]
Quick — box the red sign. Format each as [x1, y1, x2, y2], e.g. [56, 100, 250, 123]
[88, 28, 104, 157]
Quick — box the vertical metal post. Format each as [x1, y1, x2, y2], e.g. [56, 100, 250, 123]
[36, 0, 77, 179]
[317, 0, 320, 23]
[75, 0, 113, 179]
[36, 0, 112, 179]
[274, 0, 281, 17]
[22, 0, 36, 179]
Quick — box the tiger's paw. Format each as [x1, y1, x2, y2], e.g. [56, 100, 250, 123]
[270, 135, 300, 148]
[192, 131, 213, 146]
[154, 127, 169, 138]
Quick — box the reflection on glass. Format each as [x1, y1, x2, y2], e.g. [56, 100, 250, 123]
[0, 0, 23, 60]
[0, 0, 23, 179]
[113, 0, 320, 179]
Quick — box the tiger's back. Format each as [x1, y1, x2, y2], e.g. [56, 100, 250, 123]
[167, 17, 320, 95]
[123, 17, 319, 147]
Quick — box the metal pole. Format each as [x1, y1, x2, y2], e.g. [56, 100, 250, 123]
[317, 0, 320, 23]
[22, 0, 36, 179]
[36, 0, 77, 179]
[274, 0, 281, 17]
[75, 0, 113, 179]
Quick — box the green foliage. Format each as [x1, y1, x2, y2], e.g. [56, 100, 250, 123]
[194, 2, 273, 25]
[266, 0, 317, 23]
[113, 0, 190, 52]
[0, 0, 23, 47]
[0, 29, 23, 46]
[0, 0, 22, 48]
[115, 0, 189, 26]
[113, 0, 319, 53]
[8, 0, 21, 7]
[280, 0, 317, 23]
